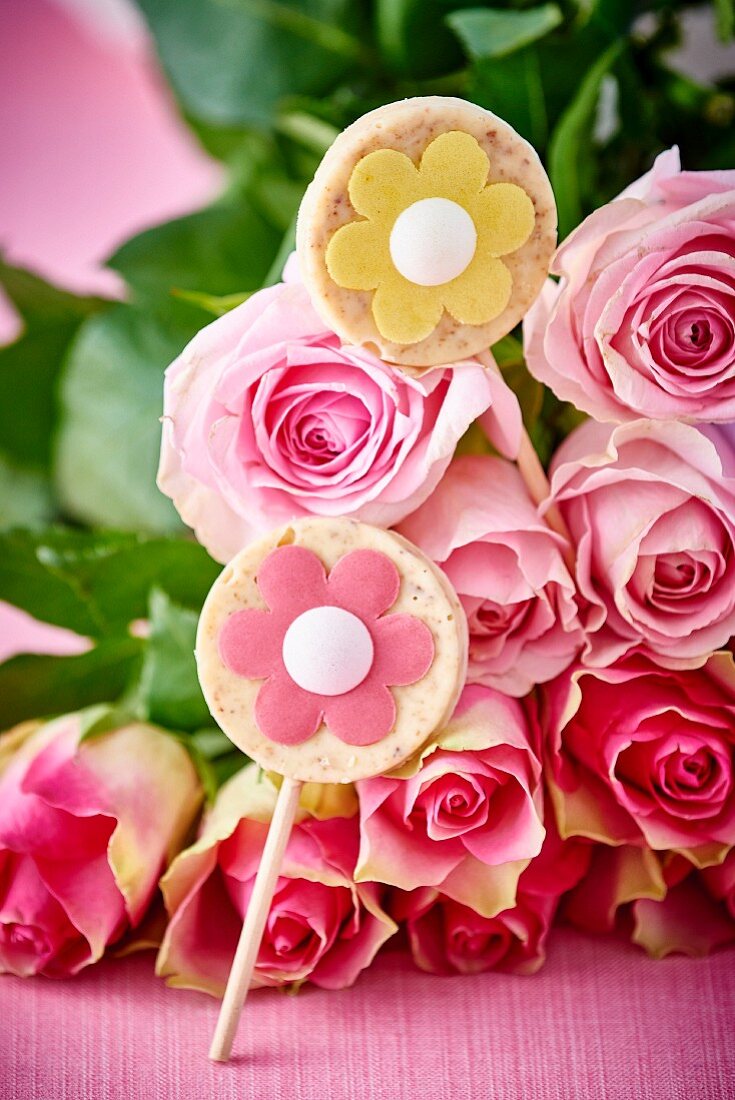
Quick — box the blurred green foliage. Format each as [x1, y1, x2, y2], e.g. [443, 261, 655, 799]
[0, 0, 732, 781]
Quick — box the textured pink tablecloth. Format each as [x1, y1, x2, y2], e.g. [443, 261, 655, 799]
[2, 931, 734, 1100]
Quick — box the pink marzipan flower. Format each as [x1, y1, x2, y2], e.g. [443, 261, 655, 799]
[524, 148, 735, 423]
[157, 765, 395, 995]
[218, 544, 434, 746]
[543, 652, 735, 864]
[548, 417, 735, 668]
[399, 454, 582, 696]
[158, 273, 519, 563]
[0, 714, 202, 978]
[355, 685, 544, 917]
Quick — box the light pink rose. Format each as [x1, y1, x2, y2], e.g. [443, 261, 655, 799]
[549, 418, 735, 667]
[157, 766, 395, 994]
[544, 652, 735, 862]
[0, 714, 202, 977]
[393, 805, 589, 975]
[355, 685, 544, 918]
[399, 454, 582, 695]
[524, 148, 735, 423]
[158, 277, 518, 563]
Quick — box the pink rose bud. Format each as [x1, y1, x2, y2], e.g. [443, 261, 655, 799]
[549, 419, 735, 666]
[355, 685, 545, 918]
[524, 148, 735, 423]
[157, 278, 515, 563]
[399, 454, 583, 696]
[0, 715, 202, 977]
[544, 652, 735, 862]
[156, 766, 395, 994]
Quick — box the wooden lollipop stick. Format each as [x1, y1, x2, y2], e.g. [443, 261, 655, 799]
[516, 426, 575, 564]
[209, 775, 303, 1062]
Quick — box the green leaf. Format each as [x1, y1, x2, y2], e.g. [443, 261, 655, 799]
[502, 361, 544, 432]
[0, 528, 219, 637]
[376, 0, 466, 78]
[0, 260, 109, 475]
[548, 40, 624, 236]
[448, 4, 563, 60]
[137, 588, 211, 732]
[0, 255, 105, 326]
[170, 288, 254, 317]
[0, 637, 144, 729]
[714, 0, 734, 42]
[133, 0, 362, 129]
[77, 702, 140, 744]
[108, 200, 280, 315]
[0, 456, 55, 530]
[468, 46, 548, 149]
[54, 305, 196, 531]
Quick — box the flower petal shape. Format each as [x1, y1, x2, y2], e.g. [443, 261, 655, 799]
[256, 544, 328, 615]
[325, 220, 384, 291]
[218, 609, 280, 679]
[472, 183, 536, 257]
[442, 254, 513, 327]
[327, 549, 400, 619]
[254, 673, 323, 746]
[372, 274, 444, 345]
[324, 682, 396, 746]
[372, 614, 435, 685]
[419, 130, 490, 201]
[348, 148, 419, 219]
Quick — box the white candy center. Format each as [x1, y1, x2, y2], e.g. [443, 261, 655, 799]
[282, 605, 374, 696]
[389, 197, 477, 287]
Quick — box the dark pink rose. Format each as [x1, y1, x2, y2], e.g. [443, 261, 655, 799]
[157, 766, 394, 994]
[0, 715, 202, 977]
[393, 806, 589, 975]
[544, 652, 735, 861]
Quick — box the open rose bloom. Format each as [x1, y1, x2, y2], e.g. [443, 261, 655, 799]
[158, 274, 520, 563]
[524, 150, 735, 423]
[549, 418, 735, 667]
[157, 766, 396, 994]
[356, 685, 545, 918]
[544, 652, 735, 862]
[0, 714, 202, 977]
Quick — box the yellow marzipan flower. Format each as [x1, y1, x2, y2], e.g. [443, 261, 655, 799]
[325, 130, 535, 346]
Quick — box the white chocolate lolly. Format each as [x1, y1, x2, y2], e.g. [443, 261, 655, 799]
[296, 95, 557, 369]
[196, 516, 467, 784]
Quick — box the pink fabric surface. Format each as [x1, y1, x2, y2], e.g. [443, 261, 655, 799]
[1, 931, 734, 1099]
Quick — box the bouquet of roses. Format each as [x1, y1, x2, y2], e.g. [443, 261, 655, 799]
[1, 1, 735, 993]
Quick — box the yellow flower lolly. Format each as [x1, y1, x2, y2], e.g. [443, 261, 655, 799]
[326, 131, 535, 346]
[297, 96, 557, 369]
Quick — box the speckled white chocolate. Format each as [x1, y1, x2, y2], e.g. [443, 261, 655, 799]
[196, 517, 467, 784]
[296, 96, 557, 369]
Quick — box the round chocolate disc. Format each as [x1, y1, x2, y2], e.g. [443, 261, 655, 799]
[196, 517, 467, 783]
[296, 96, 557, 369]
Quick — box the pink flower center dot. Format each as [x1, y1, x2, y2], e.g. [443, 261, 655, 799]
[281, 605, 374, 697]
